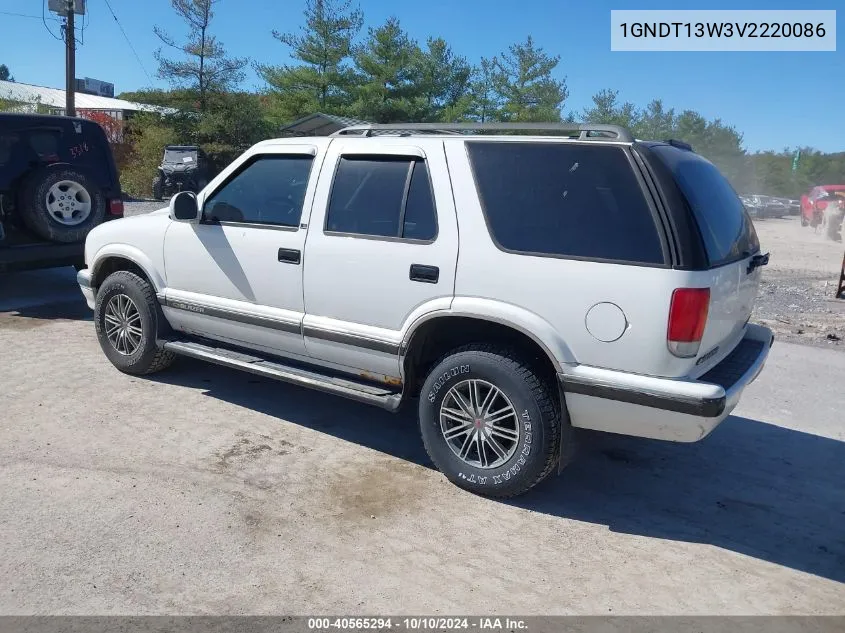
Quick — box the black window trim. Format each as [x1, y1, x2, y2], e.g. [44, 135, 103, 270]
[635, 142, 757, 271]
[323, 153, 439, 245]
[464, 140, 671, 268]
[200, 152, 316, 230]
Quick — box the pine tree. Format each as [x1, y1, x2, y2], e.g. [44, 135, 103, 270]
[351, 17, 422, 122]
[154, 0, 247, 112]
[492, 36, 567, 122]
[258, 0, 363, 122]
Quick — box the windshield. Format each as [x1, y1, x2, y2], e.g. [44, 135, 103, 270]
[652, 145, 759, 268]
[164, 148, 197, 164]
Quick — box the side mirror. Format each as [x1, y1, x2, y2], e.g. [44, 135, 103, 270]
[170, 191, 201, 223]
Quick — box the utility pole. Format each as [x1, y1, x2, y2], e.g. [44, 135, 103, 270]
[65, 0, 76, 117]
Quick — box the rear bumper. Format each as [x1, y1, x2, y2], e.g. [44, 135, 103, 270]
[0, 241, 84, 273]
[559, 323, 774, 442]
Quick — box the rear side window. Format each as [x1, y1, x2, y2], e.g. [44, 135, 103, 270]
[466, 142, 664, 264]
[326, 156, 437, 241]
[650, 145, 759, 267]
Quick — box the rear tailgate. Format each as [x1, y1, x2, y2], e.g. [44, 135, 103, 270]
[648, 144, 764, 376]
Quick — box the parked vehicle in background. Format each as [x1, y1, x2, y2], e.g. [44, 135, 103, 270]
[759, 195, 789, 219]
[801, 185, 845, 237]
[77, 122, 773, 498]
[785, 199, 801, 215]
[739, 195, 763, 218]
[152, 145, 209, 201]
[0, 113, 123, 273]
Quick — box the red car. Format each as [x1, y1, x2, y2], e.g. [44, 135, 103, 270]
[801, 185, 845, 230]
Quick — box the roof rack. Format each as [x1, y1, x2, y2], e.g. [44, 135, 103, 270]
[331, 122, 635, 142]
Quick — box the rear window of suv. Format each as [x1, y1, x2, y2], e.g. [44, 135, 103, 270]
[466, 141, 665, 265]
[650, 145, 759, 268]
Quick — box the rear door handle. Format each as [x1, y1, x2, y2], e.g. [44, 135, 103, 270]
[278, 248, 301, 264]
[409, 264, 439, 284]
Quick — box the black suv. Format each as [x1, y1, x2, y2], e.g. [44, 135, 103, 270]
[0, 113, 124, 272]
[152, 145, 209, 200]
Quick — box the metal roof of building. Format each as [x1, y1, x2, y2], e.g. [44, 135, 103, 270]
[279, 112, 369, 136]
[0, 80, 170, 113]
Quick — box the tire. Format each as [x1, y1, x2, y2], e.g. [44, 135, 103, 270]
[800, 214, 809, 227]
[94, 270, 175, 375]
[419, 344, 571, 498]
[152, 176, 164, 201]
[19, 167, 106, 243]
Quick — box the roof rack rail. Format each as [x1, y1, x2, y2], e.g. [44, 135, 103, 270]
[331, 122, 635, 142]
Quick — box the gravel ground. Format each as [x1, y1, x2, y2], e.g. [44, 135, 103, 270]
[0, 203, 840, 615]
[0, 271, 843, 614]
[125, 199, 168, 218]
[751, 217, 845, 349]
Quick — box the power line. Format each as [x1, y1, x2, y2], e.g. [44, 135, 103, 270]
[101, 0, 155, 85]
[0, 11, 42, 19]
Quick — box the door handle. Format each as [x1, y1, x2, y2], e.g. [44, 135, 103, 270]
[278, 248, 301, 264]
[409, 264, 439, 284]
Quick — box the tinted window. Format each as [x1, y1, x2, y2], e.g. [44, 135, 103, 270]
[204, 155, 313, 227]
[402, 161, 437, 240]
[29, 130, 59, 157]
[327, 156, 437, 240]
[467, 142, 664, 264]
[651, 145, 759, 267]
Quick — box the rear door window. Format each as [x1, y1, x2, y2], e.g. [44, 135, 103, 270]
[650, 145, 759, 267]
[466, 141, 665, 265]
[326, 156, 437, 241]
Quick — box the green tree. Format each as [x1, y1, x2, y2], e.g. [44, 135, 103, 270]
[467, 58, 500, 122]
[351, 17, 422, 122]
[258, 0, 363, 123]
[492, 36, 567, 122]
[581, 89, 636, 129]
[0, 64, 13, 82]
[154, 0, 247, 112]
[634, 99, 676, 140]
[414, 37, 472, 122]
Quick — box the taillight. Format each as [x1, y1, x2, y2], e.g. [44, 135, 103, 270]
[109, 199, 124, 216]
[667, 288, 710, 358]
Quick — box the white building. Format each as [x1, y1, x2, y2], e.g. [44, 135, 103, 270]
[0, 80, 171, 120]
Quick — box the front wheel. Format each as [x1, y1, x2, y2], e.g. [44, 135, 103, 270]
[418, 345, 571, 498]
[94, 270, 175, 375]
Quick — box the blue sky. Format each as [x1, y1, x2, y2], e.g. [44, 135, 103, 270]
[1, 0, 842, 152]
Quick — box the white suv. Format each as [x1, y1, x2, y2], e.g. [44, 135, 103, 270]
[77, 123, 773, 498]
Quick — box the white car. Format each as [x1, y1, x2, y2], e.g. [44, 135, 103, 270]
[77, 122, 773, 498]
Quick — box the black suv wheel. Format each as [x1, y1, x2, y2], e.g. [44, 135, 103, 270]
[19, 166, 106, 243]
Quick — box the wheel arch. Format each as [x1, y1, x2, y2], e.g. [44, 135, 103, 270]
[90, 246, 165, 295]
[400, 302, 574, 397]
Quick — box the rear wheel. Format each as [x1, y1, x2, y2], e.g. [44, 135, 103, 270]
[94, 271, 175, 375]
[418, 344, 570, 498]
[800, 214, 809, 227]
[19, 167, 105, 243]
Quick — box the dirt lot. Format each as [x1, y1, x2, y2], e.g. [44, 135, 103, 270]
[751, 216, 845, 348]
[0, 209, 843, 615]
